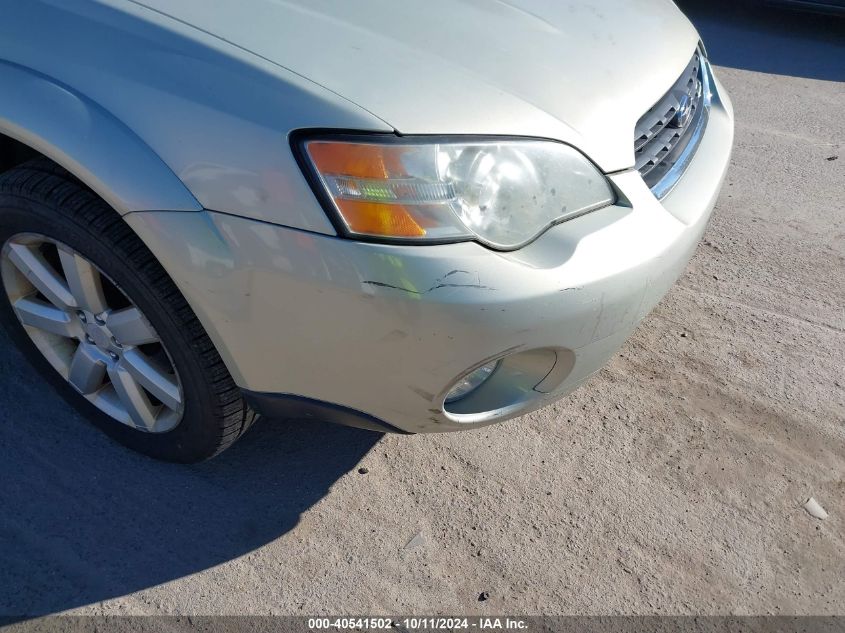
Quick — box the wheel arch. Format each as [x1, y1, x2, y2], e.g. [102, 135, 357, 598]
[0, 60, 202, 215]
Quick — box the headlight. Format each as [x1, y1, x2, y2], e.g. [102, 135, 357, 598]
[298, 136, 615, 250]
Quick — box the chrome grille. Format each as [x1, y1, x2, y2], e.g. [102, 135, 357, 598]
[634, 50, 710, 198]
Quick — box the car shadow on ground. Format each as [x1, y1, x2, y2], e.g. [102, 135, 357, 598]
[0, 333, 381, 618]
[675, 0, 845, 82]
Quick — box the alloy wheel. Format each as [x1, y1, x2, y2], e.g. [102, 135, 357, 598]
[1, 233, 184, 433]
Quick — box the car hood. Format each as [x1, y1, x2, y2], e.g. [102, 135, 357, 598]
[129, 0, 700, 172]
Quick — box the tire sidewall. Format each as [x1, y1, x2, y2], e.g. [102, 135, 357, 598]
[0, 192, 226, 462]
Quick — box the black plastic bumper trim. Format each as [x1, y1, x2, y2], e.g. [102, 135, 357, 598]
[242, 390, 413, 435]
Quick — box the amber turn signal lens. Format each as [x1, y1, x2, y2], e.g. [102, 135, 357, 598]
[307, 142, 406, 179]
[306, 142, 425, 237]
[333, 200, 425, 237]
[304, 140, 471, 240]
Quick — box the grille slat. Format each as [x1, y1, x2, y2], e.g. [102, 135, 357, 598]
[634, 50, 709, 197]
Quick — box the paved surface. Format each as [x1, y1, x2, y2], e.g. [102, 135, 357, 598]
[1, 1, 843, 618]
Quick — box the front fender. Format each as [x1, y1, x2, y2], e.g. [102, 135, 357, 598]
[0, 60, 201, 215]
[0, 0, 395, 235]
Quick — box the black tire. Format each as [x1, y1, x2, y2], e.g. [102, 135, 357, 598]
[0, 160, 257, 462]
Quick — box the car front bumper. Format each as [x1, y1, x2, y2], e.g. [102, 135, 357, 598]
[126, 75, 733, 435]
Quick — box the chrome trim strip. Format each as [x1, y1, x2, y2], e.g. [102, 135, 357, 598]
[650, 58, 714, 200]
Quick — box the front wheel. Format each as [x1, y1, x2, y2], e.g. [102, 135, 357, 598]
[0, 161, 256, 462]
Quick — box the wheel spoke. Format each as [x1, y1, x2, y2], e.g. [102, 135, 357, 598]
[120, 349, 181, 412]
[6, 243, 76, 310]
[13, 297, 76, 337]
[58, 246, 108, 314]
[107, 307, 158, 346]
[67, 344, 106, 395]
[108, 364, 159, 431]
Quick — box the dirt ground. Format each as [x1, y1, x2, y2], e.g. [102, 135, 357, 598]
[1, 1, 843, 620]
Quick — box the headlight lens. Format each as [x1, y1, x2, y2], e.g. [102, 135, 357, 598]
[301, 137, 615, 250]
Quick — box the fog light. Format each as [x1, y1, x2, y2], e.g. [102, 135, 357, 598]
[445, 361, 500, 404]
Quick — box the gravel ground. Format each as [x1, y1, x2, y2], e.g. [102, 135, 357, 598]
[1, 2, 843, 619]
